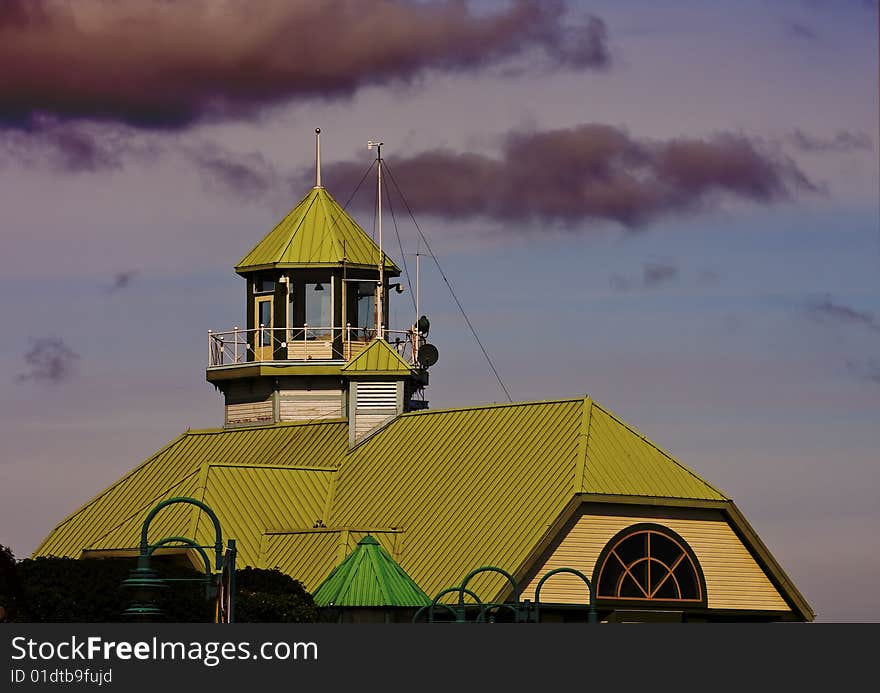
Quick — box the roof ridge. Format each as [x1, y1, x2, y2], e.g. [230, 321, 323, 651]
[592, 402, 729, 499]
[319, 189, 350, 263]
[400, 397, 584, 418]
[277, 188, 320, 263]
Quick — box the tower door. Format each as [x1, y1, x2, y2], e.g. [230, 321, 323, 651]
[254, 296, 274, 361]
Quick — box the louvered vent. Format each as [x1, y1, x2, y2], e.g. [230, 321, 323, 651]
[356, 381, 397, 410]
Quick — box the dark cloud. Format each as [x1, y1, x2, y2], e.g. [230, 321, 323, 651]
[807, 296, 879, 330]
[0, 117, 157, 172]
[320, 124, 817, 227]
[108, 271, 138, 293]
[186, 144, 281, 200]
[16, 337, 80, 385]
[785, 21, 819, 40]
[787, 129, 873, 153]
[610, 261, 679, 291]
[642, 262, 678, 287]
[0, 0, 609, 130]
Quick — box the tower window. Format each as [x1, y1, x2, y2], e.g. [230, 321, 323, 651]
[305, 281, 332, 337]
[593, 524, 705, 604]
[254, 276, 275, 294]
[354, 282, 375, 336]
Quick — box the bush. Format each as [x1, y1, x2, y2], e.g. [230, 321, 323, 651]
[0, 547, 315, 623]
[235, 567, 317, 623]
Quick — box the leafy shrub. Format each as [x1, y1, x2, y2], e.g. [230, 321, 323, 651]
[0, 547, 315, 623]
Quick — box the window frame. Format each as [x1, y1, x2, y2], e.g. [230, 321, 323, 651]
[591, 523, 707, 609]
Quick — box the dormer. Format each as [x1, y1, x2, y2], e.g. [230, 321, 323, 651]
[342, 338, 416, 445]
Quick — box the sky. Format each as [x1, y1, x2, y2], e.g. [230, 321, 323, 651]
[0, 0, 877, 622]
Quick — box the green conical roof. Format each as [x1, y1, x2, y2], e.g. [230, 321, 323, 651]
[312, 535, 431, 608]
[341, 338, 414, 375]
[235, 187, 401, 275]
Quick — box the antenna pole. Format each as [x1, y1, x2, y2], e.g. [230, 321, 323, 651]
[415, 250, 420, 323]
[376, 142, 385, 339]
[314, 128, 322, 188]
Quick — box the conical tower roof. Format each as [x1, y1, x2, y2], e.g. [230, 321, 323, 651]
[312, 535, 431, 608]
[235, 187, 401, 275]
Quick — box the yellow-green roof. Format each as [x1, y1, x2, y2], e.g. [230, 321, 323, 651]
[341, 339, 413, 375]
[327, 398, 727, 601]
[39, 397, 812, 615]
[34, 420, 349, 568]
[235, 187, 401, 274]
[312, 535, 431, 607]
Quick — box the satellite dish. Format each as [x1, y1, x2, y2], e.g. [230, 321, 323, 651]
[416, 315, 430, 336]
[417, 343, 439, 368]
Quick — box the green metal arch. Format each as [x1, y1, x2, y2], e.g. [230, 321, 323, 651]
[147, 536, 213, 576]
[458, 566, 519, 609]
[534, 567, 598, 624]
[414, 586, 484, 623]
[139, 496, 224, 570]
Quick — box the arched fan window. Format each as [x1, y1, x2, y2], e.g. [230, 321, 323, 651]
[593, 524, 706, 604]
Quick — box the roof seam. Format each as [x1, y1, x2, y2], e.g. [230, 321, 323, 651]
[575, 396, 593, 494]
[278, 190, 320, 264]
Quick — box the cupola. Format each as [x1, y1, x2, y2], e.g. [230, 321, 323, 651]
[206, 130, 433, 436]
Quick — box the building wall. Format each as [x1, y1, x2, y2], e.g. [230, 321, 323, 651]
[224, 380, 274, 426]
[279, 389, 343, 421]
[521, 504, 790, 612]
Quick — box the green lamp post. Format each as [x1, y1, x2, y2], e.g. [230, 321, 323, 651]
[121, 496, 232, 622]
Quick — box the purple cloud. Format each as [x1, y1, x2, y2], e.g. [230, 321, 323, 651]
[807, 296, 879, 331]
[787, 130, 872, 153]
[16, 337, 81, 385]
[320, 125, 817, 227]
[0, 0, 609, 130]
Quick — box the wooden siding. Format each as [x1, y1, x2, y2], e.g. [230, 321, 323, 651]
[279, 390, 343, 421]
[521, 507, 790, 612]
[343, 340, 370, 361]
[287, 340, 334, 360]
[226, 400, 273, 426]
[354, 413, 393, 440]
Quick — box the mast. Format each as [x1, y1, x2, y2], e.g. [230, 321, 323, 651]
[314, 128, 322, 188]
[368, 139, 385, 339]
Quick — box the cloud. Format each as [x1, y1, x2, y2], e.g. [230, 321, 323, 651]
[807, 296, 879, 331]
[0, 0, 609, 130]
[0, 116, 158, 172]
[787, 130, 873, 153]
[643, 262, 679, 287]
[108, 271, 139, 293]
[785, 21, 819, 40]
[610, 261, 679, 291]
[845, 358, 880, 385]
[15, 337, 81, 385]
[185, 143, 282, 200]
[320, 124, 817, 227]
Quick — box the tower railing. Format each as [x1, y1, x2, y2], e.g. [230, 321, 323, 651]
[207, 325, 417, 367]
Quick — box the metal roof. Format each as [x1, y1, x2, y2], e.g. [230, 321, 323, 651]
[312, 535, 431, 607]
[341, 339, 413, 375]
[34, 421, 348, 564]
[35, 397, 818, 616]
[235, 187, 401, 274]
